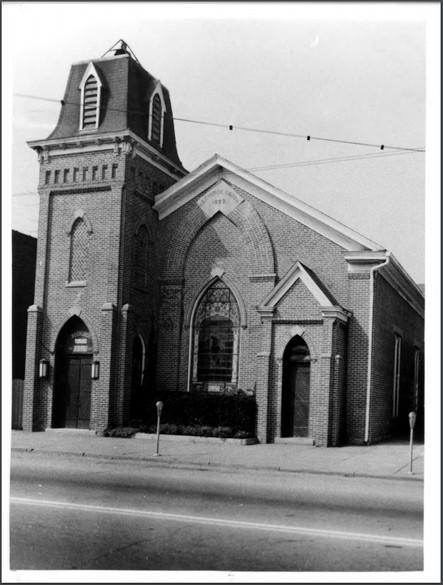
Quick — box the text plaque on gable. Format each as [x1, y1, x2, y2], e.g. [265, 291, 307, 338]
[197, 182, 244, 218]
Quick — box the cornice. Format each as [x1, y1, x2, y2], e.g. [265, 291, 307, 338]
[345, 251, 424, 318]
[27, 131, 187, 180]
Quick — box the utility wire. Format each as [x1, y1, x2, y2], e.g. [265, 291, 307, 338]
[14, 92, 425, 154]
[10, 145, 423, 200]
[246, 147, 425, 172]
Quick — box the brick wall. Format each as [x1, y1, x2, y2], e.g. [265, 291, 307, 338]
[370, 272, 424, 441]
[12, 231, 37, 379]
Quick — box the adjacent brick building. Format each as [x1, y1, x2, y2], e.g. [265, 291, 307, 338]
[12, 230, 37, 429]
[22, 42, 424, 445]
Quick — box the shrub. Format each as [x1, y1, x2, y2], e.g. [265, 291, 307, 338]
[104, 426, 138, 438]
[143, 391, 256, 436]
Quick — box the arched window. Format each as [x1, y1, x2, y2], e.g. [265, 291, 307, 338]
[192, 280, 240, 388]
[69, 218, 90, 282]
[134, 225, 149, 288]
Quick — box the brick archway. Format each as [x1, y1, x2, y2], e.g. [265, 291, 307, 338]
[164, 199, 274, 279]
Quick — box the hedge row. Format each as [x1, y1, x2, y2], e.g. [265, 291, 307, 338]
[132, 391, 256, 436]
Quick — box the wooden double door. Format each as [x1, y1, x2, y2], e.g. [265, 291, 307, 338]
[54, 356, 92, 429]
[53, 317, 93, 429]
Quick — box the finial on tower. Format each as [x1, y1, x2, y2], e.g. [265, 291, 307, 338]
[102, 39, 140, 64]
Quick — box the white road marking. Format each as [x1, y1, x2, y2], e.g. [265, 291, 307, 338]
[10, 496, 423, 548]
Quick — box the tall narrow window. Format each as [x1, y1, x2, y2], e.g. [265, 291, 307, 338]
[392, 333, 402, 417]
[150, 94, 162, 145]
[79, 62, 102, 131]
[82, 75, 98, 129]
[192, 280, 240, 390]
[148, 83, 166, 147]
[69, 218, 90, 282]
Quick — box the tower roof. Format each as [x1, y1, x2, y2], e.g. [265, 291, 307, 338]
[46, 44, 184, 169]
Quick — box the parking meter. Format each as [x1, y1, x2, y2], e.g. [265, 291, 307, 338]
[408, 411, 416, 473]
[154, 401, 163, 456]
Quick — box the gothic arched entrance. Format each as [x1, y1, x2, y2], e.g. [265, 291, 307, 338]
[53, 317, 93, 429]
[281, 336, 311, 438]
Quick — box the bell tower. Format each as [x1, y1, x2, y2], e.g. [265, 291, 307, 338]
[23, 41, 187, 432]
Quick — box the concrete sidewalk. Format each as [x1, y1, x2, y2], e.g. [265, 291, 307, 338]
[9, 430, 424, 481]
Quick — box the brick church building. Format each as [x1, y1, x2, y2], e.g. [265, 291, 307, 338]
[23, 42, 424, 445]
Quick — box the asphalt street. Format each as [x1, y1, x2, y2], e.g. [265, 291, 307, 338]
[10, 450, 423, 572]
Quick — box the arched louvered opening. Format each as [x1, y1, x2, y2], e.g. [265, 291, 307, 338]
[82, 74, 99, 129]
[150, 93, 162, 145]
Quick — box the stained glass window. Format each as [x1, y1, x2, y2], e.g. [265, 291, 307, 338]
[193, 281, 240, 384]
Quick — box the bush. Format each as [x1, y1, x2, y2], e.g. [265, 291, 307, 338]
[143, 391, 256, 436]
[104, 426, 138, 438]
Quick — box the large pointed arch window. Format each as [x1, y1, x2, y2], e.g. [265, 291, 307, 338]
[69, 218, 90, 282]
[192, 280, 240, 389]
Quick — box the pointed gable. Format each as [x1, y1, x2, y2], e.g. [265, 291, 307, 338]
[153, 155, 382, 252]
[257, 261, 350, 322]
[259, 261, 337, 309]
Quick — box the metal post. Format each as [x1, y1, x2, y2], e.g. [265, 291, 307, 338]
[408, 411, 416, 474]
[154, 401, 163, 456]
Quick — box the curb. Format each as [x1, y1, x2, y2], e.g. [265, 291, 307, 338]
[11, 447, 424, 482]
[133, 433, 258, 445]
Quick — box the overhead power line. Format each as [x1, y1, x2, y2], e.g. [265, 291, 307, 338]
[246, 147, 425, 172]
[14, 92, 425, 154]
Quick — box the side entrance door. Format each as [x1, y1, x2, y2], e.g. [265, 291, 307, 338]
[287, 362, 310, 437]
[281, 336, 311, 438]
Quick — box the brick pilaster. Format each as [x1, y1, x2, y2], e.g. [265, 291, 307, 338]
[117, 303, 134, 425]
[95, 302, 117, 433]
[255, 309, 274, 443]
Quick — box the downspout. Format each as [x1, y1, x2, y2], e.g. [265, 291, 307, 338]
[364, 252, 390, 444]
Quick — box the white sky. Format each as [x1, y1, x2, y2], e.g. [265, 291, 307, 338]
[2, 5, 441, 581]
[3, 2, 439, 285]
